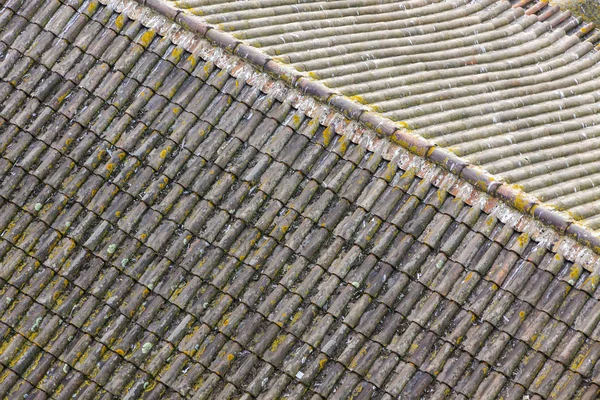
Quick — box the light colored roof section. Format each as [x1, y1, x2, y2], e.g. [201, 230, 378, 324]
[169, 0, 600, 229]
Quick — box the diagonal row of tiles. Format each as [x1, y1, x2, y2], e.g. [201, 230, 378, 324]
[1, 0, 600, 399]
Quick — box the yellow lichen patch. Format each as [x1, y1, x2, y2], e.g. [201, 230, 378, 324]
[463, 272, 473, 283]
[143, 380, 157, 392]
[87, 1, 98, 14]
[105, 163, 115, 173]
[532, 334, 545, 350]
[338, 135, 349, 154]
[516, 232, 529, 248]
[570, 350, 588, 371]
[186, 54, 197, 68]
[56, 91, 69, 104]
[512, 193, 532, 213]
[382, 162, 397, 181]
[140, 30, 155, 47]
[534, 366, 549, 387]
[569, 266, 582, 283]
[270, 334, 286, 352]
[227, 353, 234, 361]
[279, 224, 290, 235]
[171, 47, 184, 60]
[530, 333, 539, 343]
[115, 348, 126, 356]
[0, 337, 13, 358]
[349, 95, 366, 104]
[115, 14, 126, 30]
[319, 357, 328, 370]
[322, 126, 334, 147]
[389, 134, 426, 157]
[436, 189, 446, 205]
[519, 311, 526, 320]
[397, 121, 412, 131]
[583, 275, 599, 289]
[170, 285, 185, 299]
[369, 104, 383, 113]
[290, 311, 303, 325]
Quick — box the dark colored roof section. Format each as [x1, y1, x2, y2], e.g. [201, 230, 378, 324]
[2, 0, 600, 398]
[156, 0, 600, 232]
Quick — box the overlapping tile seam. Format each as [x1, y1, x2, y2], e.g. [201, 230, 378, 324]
[134, 0, 600, 256]
[1, 0, 600, 398]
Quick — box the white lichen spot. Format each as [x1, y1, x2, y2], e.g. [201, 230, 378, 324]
[121, 258, 129, 267]
[143, 382, 149, 389]
[65, 221, 71, 228]
[142, 342, 153, 354]
[296, 371, 304, 379]
[351, 281, 360, 288]
[34, 203, 43, 211]
[107, 244, 117, 254]
[203, 302, 209, 309]
[63, 365, 69, 373]
[30, 317, 43, 332]
[5, 297, 11, 305]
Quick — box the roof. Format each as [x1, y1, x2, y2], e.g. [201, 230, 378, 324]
[159, 0, 600, 231]
[3, 0, 600, 398]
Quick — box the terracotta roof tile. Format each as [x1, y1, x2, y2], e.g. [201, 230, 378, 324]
[5, 0, 600, 397]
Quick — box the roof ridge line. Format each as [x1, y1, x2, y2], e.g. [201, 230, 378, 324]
[134, 0, 600, 255]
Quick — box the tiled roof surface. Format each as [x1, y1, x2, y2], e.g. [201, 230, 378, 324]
[165, 0, 600, 230]
[3, 0, 600, 398]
